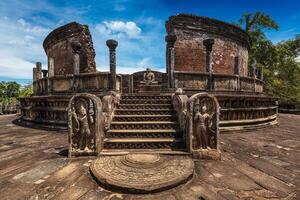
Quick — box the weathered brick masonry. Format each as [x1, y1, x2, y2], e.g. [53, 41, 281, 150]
[166, 14, 250, 76]
[43, 22, 96, 76]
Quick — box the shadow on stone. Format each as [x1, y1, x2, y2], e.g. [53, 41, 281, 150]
[57, 148, 69, 157]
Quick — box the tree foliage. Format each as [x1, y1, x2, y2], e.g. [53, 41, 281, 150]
[19, 84, 33, 98]
[237, 12, 300, 104]
[0, 81, 33, 103]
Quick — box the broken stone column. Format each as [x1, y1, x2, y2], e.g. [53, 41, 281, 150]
[71, 40, 82, 75]
[203, 39, 215, 91]
[106, 39, 118, 91]
[165, 34, 177, 88]
[36, 62, 42, 80]
[33, 62, 42, 81]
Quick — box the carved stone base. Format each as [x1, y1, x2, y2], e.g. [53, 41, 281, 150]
[191, 149, 221, 160]
[90, 154, 194, 193]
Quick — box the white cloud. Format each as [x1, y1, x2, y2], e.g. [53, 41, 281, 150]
[0, 1, 166, 81]
[137, 57, 151, 67]
[0, 51, 34, 78]
[95, 21, 141, 39]
[17, 18, 50, 35]
[8, 35, 35, 46]
[0, 17, 48, 79]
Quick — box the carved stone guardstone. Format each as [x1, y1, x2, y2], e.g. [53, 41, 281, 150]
[187, 92, 221, 160]
[172, 88, 188, 132]
[68, 93, 104, 157]
[102, 91, 120, 130]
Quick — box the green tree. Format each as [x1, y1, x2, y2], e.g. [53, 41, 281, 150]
[0, 81, 21, 102]
[19, 84, 33, 97]
[0, 81, 33, 103]
[237, 12, 279, 64]
[237, 12, 300, 104]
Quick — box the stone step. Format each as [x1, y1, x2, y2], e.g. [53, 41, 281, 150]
[118, 104, 173, 109]
[120, 99, 172, 105]
[106, 129, 180, 138]
[103, 93, 182, 151]
[103, 138, 184, 149]
[121, 95, 171, 100]
[100, 149, 189, 155]
[115, 109, 175, 115]
[112, 114, 177, 122]
[110, 121, 178, 130]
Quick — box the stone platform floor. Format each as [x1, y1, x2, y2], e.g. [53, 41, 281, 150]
[0, 114, 299, 200]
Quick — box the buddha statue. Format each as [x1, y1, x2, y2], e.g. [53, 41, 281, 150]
[141, 68, 157, 85]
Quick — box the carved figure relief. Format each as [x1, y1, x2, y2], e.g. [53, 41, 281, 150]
[68, 93, 103, 157]
[70, 98, 94, 151]
[187, 93, 220, 157]
[193, 104, 213, 149]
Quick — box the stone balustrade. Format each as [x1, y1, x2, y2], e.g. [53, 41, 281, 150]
[32, 72, 122, 95]
[174, 71, 264, 93]
[0, 102, 18, 115]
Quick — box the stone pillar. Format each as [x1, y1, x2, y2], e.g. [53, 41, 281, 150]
[234, 56, 240, 75]
[203, 39, 215, 91]
[250, 61, 257, 92]
[33, 67, 37, 82]
[47, 58, 54, 93]
[258, 66, 264, 81]
[71, 40, 82, 75]
[36, 62, 42, 80]
[165, 34, 177, 88]
[234, 56, 240, 91]
[250, 63, 256, 78]
[48, 57, 54, 77]
[106, 39, 118, 91]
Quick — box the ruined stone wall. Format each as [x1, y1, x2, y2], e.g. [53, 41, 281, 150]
[166, 14, 250, 77]
[43, 22, 96, 76]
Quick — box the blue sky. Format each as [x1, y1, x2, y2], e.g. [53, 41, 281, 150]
[0, 0, 299, 85]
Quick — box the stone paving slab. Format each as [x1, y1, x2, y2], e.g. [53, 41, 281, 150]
[0, 114, 299, 200]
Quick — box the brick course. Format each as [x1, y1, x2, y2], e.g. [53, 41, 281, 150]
[166, 14, 250, 77]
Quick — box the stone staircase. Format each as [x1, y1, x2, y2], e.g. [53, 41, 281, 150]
[102, 93, 185, 154]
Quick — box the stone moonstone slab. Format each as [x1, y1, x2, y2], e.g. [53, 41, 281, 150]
[90, 154, 194, 193]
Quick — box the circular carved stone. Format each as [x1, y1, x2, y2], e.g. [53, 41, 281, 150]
[122, 154, 161, 168]
[90, 154, 194, 193]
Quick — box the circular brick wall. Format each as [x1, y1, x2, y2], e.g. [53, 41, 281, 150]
[43, 22, 96, 75]
[166, 14, 251, 76]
